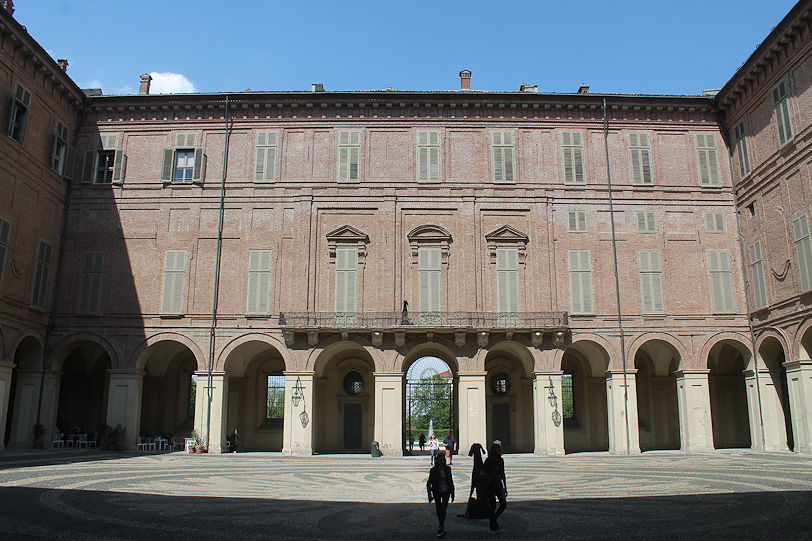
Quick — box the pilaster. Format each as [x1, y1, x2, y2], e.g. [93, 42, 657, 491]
[533, 371, 565, 456]
[784, 360, 812, 454]
[0, 361, 14, 449]
[457, 372, 487, 454]
[605, 369, 640, 455]
[283, 371, 314, 455]
[744, 368, 789, 452]
[373, 372, 403, 456]
[195, 371, 227, 454]
[106, 369, 143, 451]
[675, 369, 714, 452]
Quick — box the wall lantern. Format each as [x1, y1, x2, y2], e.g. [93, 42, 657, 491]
[291, 376, 305, 407]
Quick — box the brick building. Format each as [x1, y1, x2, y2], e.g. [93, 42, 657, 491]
[0, 0, 810, 455]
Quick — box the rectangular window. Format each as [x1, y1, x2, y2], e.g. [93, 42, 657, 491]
[492, 131, 515, 183]
[562, 131, 585, 184]
[418, 247, 442, 316]
[773, 80, 793, 146]
[496, 248, 520, 325]
[696, 134, 721, 186]
[638, 250, 664, 314]
[254, 130, 278, 182]
[78, 251, 104, 314]
[266, 375, 285, 420]
[629, 132, 652, 184]
[90, 134, 123, 184]
[568, 210, 587, 233]
[734, 122, 751, 177]
[568, 250, 594, 314]
[8, 82, 31, 144]
[417, 130, 441, 182]
[0, 218, 9, 288]
[160, 250, 187, 314]
[51, 120, 68, 175]
[793, 215, 812, 292]
[161, 133, 203, 183]
[562, 374, 574, 420]
[31, 240, 52, 309]
[636, 211, 656, 233]
[337, 131, 361, 182]
[705, 212, 726, 233]
[748, 241, 768, 310]
[246, 250, 272, 315]
[708, 250, 736, 313]
[335, 248, 358, 313]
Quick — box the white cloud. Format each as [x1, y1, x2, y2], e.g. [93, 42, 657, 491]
[148, 72, 197, 94]
[86, 79, 103, 89]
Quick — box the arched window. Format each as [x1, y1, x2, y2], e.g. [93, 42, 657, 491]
[343, 371, 364, 395]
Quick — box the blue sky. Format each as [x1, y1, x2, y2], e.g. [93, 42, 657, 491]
[14, 0, 799, 95]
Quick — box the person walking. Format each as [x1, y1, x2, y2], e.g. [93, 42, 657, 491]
[419, 432, 426, 452]
[442, 433, 457, 465]
[428, 434, 439, 464]
[483, 442, 507, 533]
[409, 433, 415, 452]
[427, 453, 455, 537]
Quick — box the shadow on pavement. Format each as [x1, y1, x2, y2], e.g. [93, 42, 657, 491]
[0, 449, 157, 470]
[0, 485, 808, 539]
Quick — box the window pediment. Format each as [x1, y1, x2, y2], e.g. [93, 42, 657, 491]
[326, 225, 369, 261]
[485, 225, 528, 264]
[407, 224, 452, 263]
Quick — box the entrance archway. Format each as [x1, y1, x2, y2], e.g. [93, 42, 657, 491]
[55, 341, 111, 441]
[223, 340, 286, 451]
[634, 340, 680, 451]
[561, 341, 609, 453]
[758, 337, 794, 451]
[484, 351, 533, 453]
[138, 340, 197, 442]
[5, 336, 43, 448]
[405, 356, 455, 454]
[708, 340, 751, 449]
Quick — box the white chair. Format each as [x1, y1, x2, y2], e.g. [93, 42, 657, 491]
[184, 437, 195, 453]
[52, 433, 65, 448]
[172, 438, 185, 451]
[76, 434, 96, 448]
[137, 436, 156, 451]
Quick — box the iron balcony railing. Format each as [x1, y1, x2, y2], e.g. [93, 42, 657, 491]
[279, 312, 568, 330]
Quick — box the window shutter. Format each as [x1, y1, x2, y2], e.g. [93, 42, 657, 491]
[503, 147, 514, 181]
[265, 147, 276, 182]
[429, 147, 440, 180]
[573, 147, 583, 183]
[161, 149, 174, 181]
[335, 248, 357, 312]
[112, 150, 125, 182]
[568, 250, 593, 313]
[338, 148, 349, 180]
[192, 148, 204, 181]
[568, 211, 577, 232]
[494, 147, 504, 182]
[247, 250, 272, 314]
[708, 250, 735, 313]
[0, 218, 9, 287]
[496, 248, 519, 313]
[418, 147, 428, 180]
[793, 215, 812, 291]
[254, 147, 266, 181]
[63, 147, 76, 180]
[79, 251, 104, 313]
[161, 250, 186, 314]
[418, 247, 441, 312]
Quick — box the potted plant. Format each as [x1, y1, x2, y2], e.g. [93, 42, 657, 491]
[190, 429, 206, 453]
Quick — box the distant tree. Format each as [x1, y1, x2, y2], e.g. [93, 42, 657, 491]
[410, 374, 452, 432]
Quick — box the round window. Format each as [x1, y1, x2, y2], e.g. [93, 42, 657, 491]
[491, 372, 511, 395]
[343, 371, 364, 395]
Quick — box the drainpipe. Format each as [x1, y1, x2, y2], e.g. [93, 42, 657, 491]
[206, 95, 231, 449]
[603, 98, 631, 454]
[717, 112, 766, 451]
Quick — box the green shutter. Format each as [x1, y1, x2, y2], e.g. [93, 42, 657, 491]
[112, 150, 125, 182]
[192, 148, 204, 181]
[418, 247, 441, 312]
[161, 149, 174, 181]
[794, 215, 812, 291]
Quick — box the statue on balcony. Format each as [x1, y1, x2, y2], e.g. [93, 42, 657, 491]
[401, 300, 411, 325]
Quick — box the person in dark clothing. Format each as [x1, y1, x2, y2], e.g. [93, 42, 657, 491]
[442, 433, 457, 464]
[419, 432, 426, 452]
[483, 442, 507, 533]
[460, 442, 489, 519]
[427, 453, 455, 537]
[227, 429, 238, 453]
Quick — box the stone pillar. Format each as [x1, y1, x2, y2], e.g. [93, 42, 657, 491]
[675, 369, 714, 452]
[0, 361, 14, 450]
[744, 368, 788, 452]
[282, 371, 314, 456]
[457, 372, 487, 453]
[784, 360, 812, 454]
[533, 372, 565, 456]
[373, 372, 403, 456]
[605, 370, 640, 455]
[195, 371, 227, 454]
[106, 369, 143, 451]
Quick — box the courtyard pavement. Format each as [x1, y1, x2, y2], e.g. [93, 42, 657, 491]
[0, 448, 809, 539]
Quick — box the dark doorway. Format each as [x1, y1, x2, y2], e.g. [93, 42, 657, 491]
[343, 403, 362, 450]
[492, 403, 511, 448]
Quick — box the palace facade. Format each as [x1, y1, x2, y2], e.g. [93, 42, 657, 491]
[0, 0, 810, 455]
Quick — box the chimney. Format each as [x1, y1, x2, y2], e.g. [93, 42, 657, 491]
[311, 83, 325, 92]
[577, 84, 590, 94]
[459, 70, 471, 90]
[2, 1, 14, 15]
[520, 83, 538, 93]
[57, 59, 68, 72]
[139, 74, 153, 95]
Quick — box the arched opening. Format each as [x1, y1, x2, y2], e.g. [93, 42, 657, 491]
[484, 350, 533, 453]
[634, 340, 680, 451]
[405, 355, 455, 455]
[800, 326, 812, 361]
[314, 344, 375, 453]
[5, 336, 43, 448]
[138, 341, 197, 445]
[708, 340, 751, 449]
[223, 340, 286, 451]
[758, 337, 794, 451]
[561, 341, 609, 453]
[55, 341, 111, 443]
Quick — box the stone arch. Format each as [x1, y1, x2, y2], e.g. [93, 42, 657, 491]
[399, 339, 460, 375]
[565, 333, 617, 371]
[133, 332, 205, 372]
[631, 338, 681, 451]
[307, 337, 383, 376]
[706, 334, 752, 449]
[482, 338, 534, 377]
[8, 330, 44, 369]
[627, 332, 687, 372]
[559, 339, 611, 453]
[798, 317, 812, 360]
[757, 333, 794, 451]
[700, 332, 753, 371]
[50, 332, 120, 372]
[216, 333, 292, 374]
[755, 328, 791, 363]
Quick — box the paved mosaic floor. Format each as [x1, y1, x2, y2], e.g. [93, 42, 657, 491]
[0, 449, 809, 539]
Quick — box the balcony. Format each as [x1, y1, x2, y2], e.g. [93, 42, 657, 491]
[278, 312, 569, 347]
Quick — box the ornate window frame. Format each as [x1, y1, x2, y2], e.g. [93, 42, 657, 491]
[485, 225, 529, 265]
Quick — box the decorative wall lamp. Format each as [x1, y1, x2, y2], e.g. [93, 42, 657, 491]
[291, 376, 304, 407]
[546, 377, 562, 427]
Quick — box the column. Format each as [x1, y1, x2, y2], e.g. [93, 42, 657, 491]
[675, 369, 714, 452]
[533, 371, 565, 456]
[195, 371, 227, 454]
[784, 360, 812, 454]
[373, 372, 403, 456]
[744, 368, 788, 451]
[282, 371, 314, 456]
[106, 369, 143, 451]
[0, 361, 14, 449]
[457, 372, 487, 454]
[605, 369, 640, 455]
